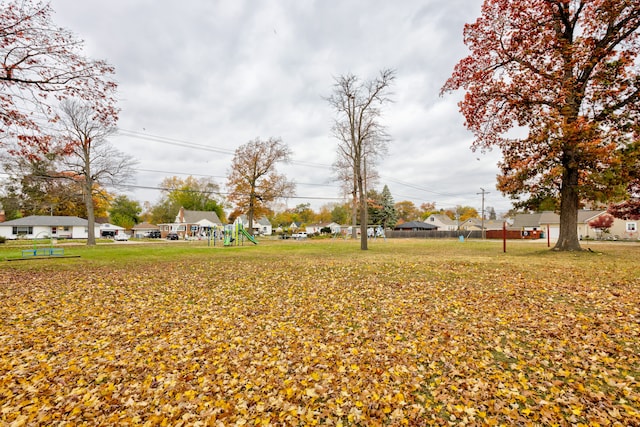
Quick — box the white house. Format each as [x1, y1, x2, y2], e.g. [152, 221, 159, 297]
[98, 223, 126, 238]
[236, 215, 273, 236]
[254, 217, 273, 236]
[306, 222, 341, 235]
[424, 214, 458, 231]
[0, 216, 99, 240]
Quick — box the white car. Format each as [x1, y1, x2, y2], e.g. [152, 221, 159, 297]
[114, 233, 130, 241]
[292, 232, 307, 239]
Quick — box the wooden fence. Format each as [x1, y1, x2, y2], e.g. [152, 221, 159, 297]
[385, 230, 483, 239]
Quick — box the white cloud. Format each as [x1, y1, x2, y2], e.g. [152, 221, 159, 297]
[48, 0, 512, 214]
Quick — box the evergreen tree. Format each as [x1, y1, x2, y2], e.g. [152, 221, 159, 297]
[378, 185, 397, 229]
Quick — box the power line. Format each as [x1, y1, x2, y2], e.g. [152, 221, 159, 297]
[118, 129, 235, 155]
[118, 129, 331, 170]
[114, 183, 344, 201]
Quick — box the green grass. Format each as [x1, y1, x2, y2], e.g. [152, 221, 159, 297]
[1, 237, 638, 279]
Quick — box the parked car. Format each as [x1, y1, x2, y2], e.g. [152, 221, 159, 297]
[114, 233, 129, 241]
[144, 230, 161, 238]
[292, 232, 307, 239]
[166, 232, 179, 240]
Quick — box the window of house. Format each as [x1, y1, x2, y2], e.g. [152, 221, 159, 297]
[627, 222, 637, 232]
[12, 226, 33, 235]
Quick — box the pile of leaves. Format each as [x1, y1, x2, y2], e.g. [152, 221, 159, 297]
[1, 249, 638, 425]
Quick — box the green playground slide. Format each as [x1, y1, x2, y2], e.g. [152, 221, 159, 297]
[238, 226, 258, 244]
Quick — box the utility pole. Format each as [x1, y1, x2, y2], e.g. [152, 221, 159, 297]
[477, 188, 489, 239]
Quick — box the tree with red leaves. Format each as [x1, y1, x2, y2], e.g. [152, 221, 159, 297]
[442, 0, 640, 251]
[1, 0, 117, 158]
[588, 212, 615, 238]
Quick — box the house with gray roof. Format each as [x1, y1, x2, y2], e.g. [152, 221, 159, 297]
[393, 221, 438, 231]
[236, 215, 273, 235]
[131, 222, 160, 238]
[424, 214, 458, 230]
[0, 215, 98, 240]
[508, 210, 638, 240]
[306, 222, 341, 235]
[158, 207, 223, 239]
[460, 218, 505, 231]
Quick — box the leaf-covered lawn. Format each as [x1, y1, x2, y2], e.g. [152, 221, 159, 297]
[1, 242, 639, 426]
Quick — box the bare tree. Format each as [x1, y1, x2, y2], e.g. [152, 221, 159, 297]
[57, 100, 136, 245]
[327, 69, 395, 250]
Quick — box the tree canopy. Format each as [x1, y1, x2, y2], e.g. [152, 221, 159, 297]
[154, 176, 225, 224]
[226, 138, 295, 234]
[108, 195, 141, 229]
[442, 0, 640, 251]
[1, 0, 117, 158]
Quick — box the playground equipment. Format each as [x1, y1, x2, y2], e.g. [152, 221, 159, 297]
[224, 222, 257, 246]
[20, 232, 65, 258]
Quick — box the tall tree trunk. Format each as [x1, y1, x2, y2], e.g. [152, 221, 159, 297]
[248, 192, 255, 236]
[83, 143, 96, 246]
[351, 181, 358, 239]
[554, 159, 582, 251]
[357, 169, 368, 250]
[84, 179, 96, 246]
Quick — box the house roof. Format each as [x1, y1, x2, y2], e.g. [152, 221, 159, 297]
[512, 210, 607, 228]
[0, 215, 88, 227]
[461, 218, 505, 230]
[236, 215, 271, 227]
[512, 212, 543, 228]
[578, 210, 606, 223]
[182, 209, 222, 225]
[99, 223, 125, 231]
[307, 222, 339, 228]
[394, 221, 438, 230]
[256, 217, 271, 226]
[131, 222, 159, 230]
[426, 214, 456, 225]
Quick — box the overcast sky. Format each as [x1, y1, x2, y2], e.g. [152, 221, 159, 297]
[48, 0, 512, 215]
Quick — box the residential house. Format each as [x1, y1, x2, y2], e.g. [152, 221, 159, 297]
[394, 221, 438, 231]
[510, 212, 557, 239]
[611, 216, 639, 240]
[98, 223, 126, 238]
[131, 222, 160, 238]
[306, 222, 341, 235]
[235, 215, 273, 235]
[509, 210, 638, 240]
[289, 222, 302, 232]
[460, 218, 506, 231]
[424, 214, 458, 231]
[0, 215, 98, 240]
[158, 207, 223, 239]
